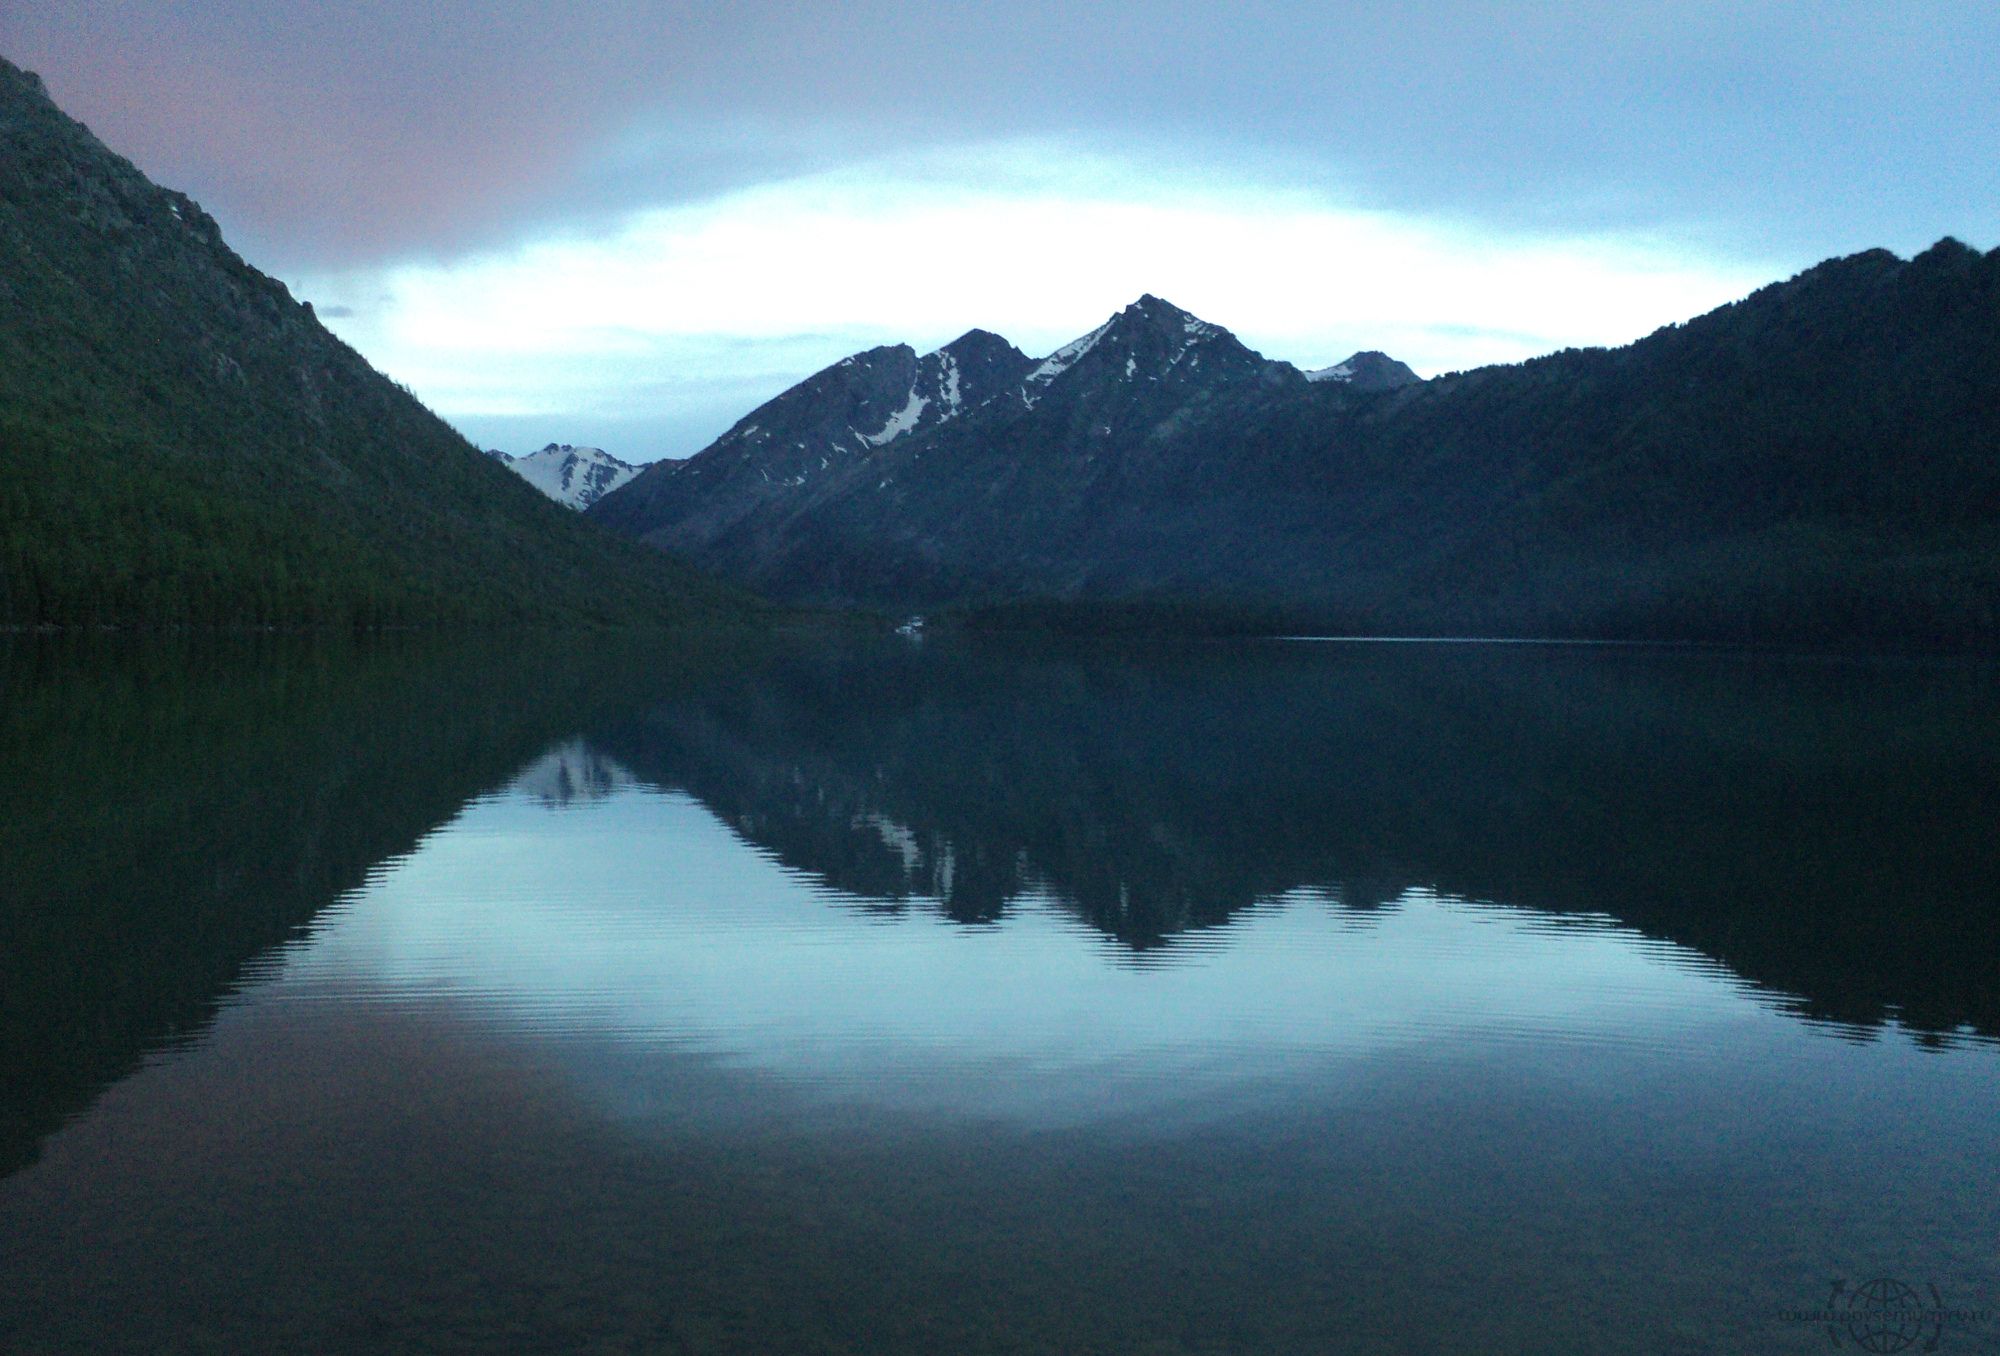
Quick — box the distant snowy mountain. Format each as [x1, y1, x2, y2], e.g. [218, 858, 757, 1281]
[589, 315, 1428, 553]
[1304, 350, 1421, 391]
[1005, 293, 1296, 412]
[591, 329, 1033, 544]
[588, 294, 1316, 589]
[686, 328, 1030, 485]
[491, 443, 639, 510]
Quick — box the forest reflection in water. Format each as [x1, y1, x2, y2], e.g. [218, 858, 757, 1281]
[583, 634, 2000, 1039]
[1, 632, 1995, 1355]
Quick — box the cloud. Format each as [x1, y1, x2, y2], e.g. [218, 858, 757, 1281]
[12, 1, 1997, 272]
[15, 2, 1988, 461]
[302, 142, 1775, 460]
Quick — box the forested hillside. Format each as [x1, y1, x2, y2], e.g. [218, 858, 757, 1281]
[595, 245, 2000, 647]
[1205, 239, 2000, 643]
[0, 58, 743, 628]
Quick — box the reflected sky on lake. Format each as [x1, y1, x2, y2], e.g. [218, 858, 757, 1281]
[255, 747, 1989, 1132]
[6, 636, 1997, 1355]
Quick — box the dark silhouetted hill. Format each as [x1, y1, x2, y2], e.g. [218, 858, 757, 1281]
[0, 58, 745, 628]
[594, 246, 2000, 647]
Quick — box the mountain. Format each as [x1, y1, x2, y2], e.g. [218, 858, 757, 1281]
[591, 328, 1032, 550]
[591, 248, 2000, 646]
[489, 443, 639, 510]
[1011, 292, 1298, 405]
[590, 296, 1313, 593]
[0, 58, 742, 628]
[1305, 350, 1420, 390]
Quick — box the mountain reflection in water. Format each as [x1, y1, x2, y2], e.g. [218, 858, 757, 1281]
[3, 634, 1996, 1356]
[583, 638, 1999, 1039]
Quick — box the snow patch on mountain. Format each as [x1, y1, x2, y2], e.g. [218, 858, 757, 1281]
[863, 387, 931, 447]
[1026, 320, 1114, 388]
[939, 351, 963, 413]
[501, 443, 639, 510]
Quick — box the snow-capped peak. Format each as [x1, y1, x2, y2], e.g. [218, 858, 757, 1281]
[1102, 295, 1227, 353]
[1014, 295, 1269, 408]
[661, 330, 1035, 492]
[499, 442, 639, 510]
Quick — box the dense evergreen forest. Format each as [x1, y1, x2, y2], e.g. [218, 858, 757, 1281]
[0, 59, 744, 629]
[1202, 239, 2000, 645]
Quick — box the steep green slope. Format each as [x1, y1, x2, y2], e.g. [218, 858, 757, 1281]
[0, 59, 745, 628]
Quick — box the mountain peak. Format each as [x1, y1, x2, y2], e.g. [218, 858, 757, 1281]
[504, 443, 637, 510]
[939, 328, 1016, 356]
[1304, 350, 1421, 391]
[1911, 236, 1984, 275]
[1117, 294, 1214, 333]
[1102, 295, 1237, 356]
[837, 343, 918, 371]
[1018, 296, 1266, 403]
[589, 327, 1035, 531]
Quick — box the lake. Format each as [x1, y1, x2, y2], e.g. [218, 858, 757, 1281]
[2, 632, 1996, 1354]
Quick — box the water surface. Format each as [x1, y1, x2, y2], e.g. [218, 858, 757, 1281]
[2, 634, 1995, 1354]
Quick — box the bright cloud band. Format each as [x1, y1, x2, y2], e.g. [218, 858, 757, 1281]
[304, 141, 1774, 457]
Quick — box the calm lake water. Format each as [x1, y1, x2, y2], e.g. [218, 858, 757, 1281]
[2, 632, 1996, 1354]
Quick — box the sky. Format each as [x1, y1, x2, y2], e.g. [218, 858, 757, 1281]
[6, 2, 1995, 462]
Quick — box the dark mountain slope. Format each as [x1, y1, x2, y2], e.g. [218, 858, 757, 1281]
[595, 242, 2000, 645]
[0, 58, 743, 627]
[596, 294, 1312, 603]
[592, 328, 1032, 554]
[1306, 349, 1421, 390]
[755, 295, 1307, 603]
[1210, 238, 2000, 641]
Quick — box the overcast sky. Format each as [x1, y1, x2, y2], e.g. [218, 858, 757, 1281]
[7, 2, 1995, 461]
